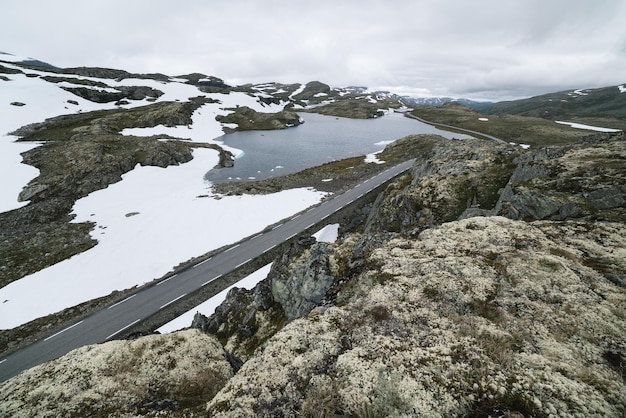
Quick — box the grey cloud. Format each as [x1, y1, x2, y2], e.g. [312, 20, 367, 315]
[1, 0, 624, 101]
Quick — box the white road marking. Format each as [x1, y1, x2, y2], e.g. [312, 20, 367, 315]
[156, 274, 178, 285]
[224, 244, 240, 253]
[306, 223, 315, 229]
[287, 233, 297, 240]
[106, 319, 141, 340]
[272, 224, 283, 230]
[159, 294, 187, 310]
[292, 214, 301, 219]
[251, 234, 263, 240]
[0, 359, 6, 365]
[202, 274, 221, 287]
[236, 258, 252, 269]
[264, 244, 277, 253]
[107, 294, 136, 309]
[322, 213, 330, 220]
[195, 257, 212, 267]
[44, 321, 84, 342]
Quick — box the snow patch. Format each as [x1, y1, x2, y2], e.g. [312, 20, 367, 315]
[365, 151, 385, 164]
[157, 263, 273, 333]
[313, 224, 339, 243]
[289, 83, 305, 99]
[0, 147, 326, 329]
[618, 85, 626, 93]
[555, 121, 621, 133]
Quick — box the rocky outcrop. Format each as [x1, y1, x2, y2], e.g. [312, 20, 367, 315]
[0, 330, 234, 417]
[495, 133, 625, 223]
[208, 217, 626, 417]
[216, 106, 303, 131]
[270, 238, 335, 321]
[365, 132, 625, 235]
[192, 279, 286, 362]
[0, 98, 223, 288]
[61, 85, 164, 103]
[192, 236, 337, 360]
[291, 81, 332, 101]
[306, 96, 401, 119]
[365, 135, 518, 234]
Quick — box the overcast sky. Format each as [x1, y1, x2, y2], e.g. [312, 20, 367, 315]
[2, 0, 625, 101]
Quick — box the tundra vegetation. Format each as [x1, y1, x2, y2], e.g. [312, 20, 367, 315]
[1, 59, 624, 417]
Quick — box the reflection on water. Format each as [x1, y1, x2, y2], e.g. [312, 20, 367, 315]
[205, 112, 466, 183]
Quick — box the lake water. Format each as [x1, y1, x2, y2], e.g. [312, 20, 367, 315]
[205, 112, 466, 183]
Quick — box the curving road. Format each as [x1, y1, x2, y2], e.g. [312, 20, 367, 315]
[0, 158, 416, 383]
[405, 113, 507, 144]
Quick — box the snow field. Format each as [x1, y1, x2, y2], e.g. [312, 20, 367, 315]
[0, 147, 326, 329]
[0, 64, 323, 329]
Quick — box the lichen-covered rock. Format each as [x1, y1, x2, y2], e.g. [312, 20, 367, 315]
[193, 236, 337, 360]
[271, 241, 335, 321]
[495, 132, 625, 222]
[194, 280, 286, 362]
[365, 132, 625, 235]
[0, 329, 234, 417]
[365, 136, 517, 234]
[207, 217, 626, 417]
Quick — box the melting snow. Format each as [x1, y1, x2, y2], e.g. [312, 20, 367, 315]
[555, 121, 621, 133]
[157, 263, 274, 333]
[0, 64, 327, 329]
[365, 151, 385, 164]
[0, 147, 325, 329]
[313, 223, 339, 243]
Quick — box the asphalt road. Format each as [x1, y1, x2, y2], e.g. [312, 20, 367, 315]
[405, 113, 507, 144]
[0, 158, 416, 383]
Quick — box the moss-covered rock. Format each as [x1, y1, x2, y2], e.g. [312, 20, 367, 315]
[208, 217, 626, 417]
[0, 330, 234, 416]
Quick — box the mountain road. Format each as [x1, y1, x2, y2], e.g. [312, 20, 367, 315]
[0, 158, 416, 383]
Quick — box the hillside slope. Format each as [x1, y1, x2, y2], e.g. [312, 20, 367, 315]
[2, 132, 624, 417]
[476, 84, 626, 120]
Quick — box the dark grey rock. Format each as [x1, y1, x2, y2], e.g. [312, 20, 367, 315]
[587, 187, 625, 210]
[271, 242, 335, 321]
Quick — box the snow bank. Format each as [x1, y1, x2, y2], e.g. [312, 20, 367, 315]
[0, 147, 325, 329]
[364, 151, 385, 164]
[312, 224, 339, 243]
[555, 121, 621, 133]
[158, 263, 273, 333]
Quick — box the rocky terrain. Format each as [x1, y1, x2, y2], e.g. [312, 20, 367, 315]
[1, 56, 625, 417]
[0, 97, 234, 289]
[215, 106, 303, 132]
[2, 129, 624, 417]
